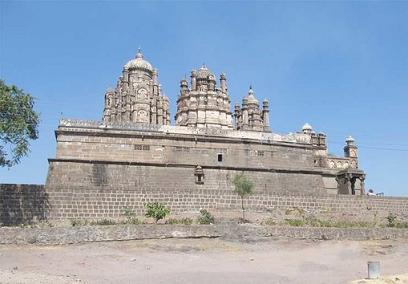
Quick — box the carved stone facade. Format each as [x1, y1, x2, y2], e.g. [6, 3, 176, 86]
[103, 50, 170, 125]
[234, 86, 270, 132]
[175, 65, 233, 129]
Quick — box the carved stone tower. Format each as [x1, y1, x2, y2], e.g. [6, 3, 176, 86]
[175, 65, 233, 129]
[103, 50, 170, 125]
[234, 86, 270, 132]
[344, 136, 358, 168]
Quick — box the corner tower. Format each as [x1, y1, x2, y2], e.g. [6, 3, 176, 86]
[103, 50, 170, 125]
[175, 65, 233, 129]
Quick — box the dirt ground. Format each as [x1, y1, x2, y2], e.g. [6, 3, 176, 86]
[0, 238, 407, 284]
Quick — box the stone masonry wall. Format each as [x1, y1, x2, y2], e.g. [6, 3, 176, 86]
[45, 161, 408, 223]
[55, 128, 319, 171]
[46, 160, 326, 199]
[0, 184, 49, 226]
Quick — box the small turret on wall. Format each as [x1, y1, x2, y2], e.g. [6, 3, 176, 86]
[344, 136, 359, 169]
[336, 137, 365, 195]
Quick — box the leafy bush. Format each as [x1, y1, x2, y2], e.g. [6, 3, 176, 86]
[197, 209, 215, 224]
[387, 213, 397, 227]
[165, 218, 193, 225]
[145, 202, 170, 223]
[386, 214, 408, 228]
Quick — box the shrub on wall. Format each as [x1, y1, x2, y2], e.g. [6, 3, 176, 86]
[145, 202, 170, 223]
[197, 209, 215, 224]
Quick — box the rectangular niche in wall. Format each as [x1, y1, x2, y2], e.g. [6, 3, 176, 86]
[194, 165, 204, 184]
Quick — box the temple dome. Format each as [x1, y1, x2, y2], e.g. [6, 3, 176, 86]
[346, 135, 355, 143]
[244, 86, 259, 105]
[302, 123, 313, 131]
[196, 64, 214, 79]
[124, 50, 154, 72]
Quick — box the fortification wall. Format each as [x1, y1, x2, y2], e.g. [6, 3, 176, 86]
[44, 161, 407, 223]
[1, 180, 407, 225]
[46, 159, 327, 201]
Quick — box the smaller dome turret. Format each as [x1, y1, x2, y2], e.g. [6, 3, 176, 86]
[244, 86, 259, 105]
[302, 123, 313, 134]
[345, 135, 356, 147]
[346, 135, 355, 143]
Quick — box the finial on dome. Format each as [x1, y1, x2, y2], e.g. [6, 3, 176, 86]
[136, 47, 143, 59]
[248, 85, 254, 94]
[200, 63, 207, 70]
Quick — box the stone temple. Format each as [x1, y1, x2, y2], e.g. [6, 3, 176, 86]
[45, 50, 367, 218]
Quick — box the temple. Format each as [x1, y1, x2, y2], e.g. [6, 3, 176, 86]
[46, 50, 366, 200]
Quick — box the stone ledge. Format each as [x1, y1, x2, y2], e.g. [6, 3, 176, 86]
[0, 225, 407, 245]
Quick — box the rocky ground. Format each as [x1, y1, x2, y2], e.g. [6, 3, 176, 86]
[0, 238, 407, 284]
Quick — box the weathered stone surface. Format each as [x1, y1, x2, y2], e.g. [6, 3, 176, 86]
[0, 184, 48, 226]
[2, 183, 407, 225]
[0, 224, 407, 245]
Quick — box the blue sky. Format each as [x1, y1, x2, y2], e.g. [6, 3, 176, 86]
[1, 1, 407, 196]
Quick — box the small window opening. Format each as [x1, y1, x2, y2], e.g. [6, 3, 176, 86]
[217, 153, 223, 162]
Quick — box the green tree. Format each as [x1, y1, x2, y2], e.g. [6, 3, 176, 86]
[233, 173, 254, 220]
[0, 80, 39, 167]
